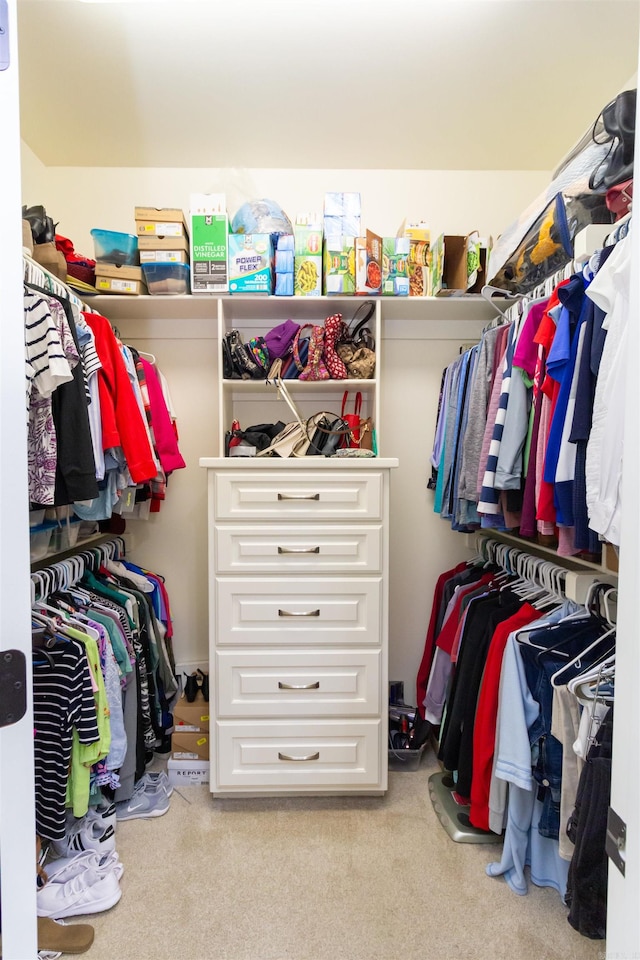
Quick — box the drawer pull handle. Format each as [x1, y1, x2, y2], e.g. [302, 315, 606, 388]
[278, 751, 320, 762]
[277, 546, 320, 555]
[278, 681, 320, 690]
[278, 609, 320, 618]
[277, 493, 320, 501]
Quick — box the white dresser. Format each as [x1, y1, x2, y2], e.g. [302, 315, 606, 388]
[200, 457, 398, 797]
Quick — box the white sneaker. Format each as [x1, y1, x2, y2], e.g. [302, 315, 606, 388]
[115, 779, 170, 821]
[84, 800, 117, 833]
[37, 866, 122, 919]
[52, 818, 116, 857]
[46, 849, 124, 884]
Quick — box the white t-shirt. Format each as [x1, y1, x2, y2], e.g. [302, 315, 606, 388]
[585, 234, 632, 546]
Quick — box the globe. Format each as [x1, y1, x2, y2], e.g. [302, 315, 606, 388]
[231, 199, 293, 240]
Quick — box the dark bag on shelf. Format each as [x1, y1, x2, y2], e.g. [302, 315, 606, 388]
[589, 89, 637, 193]
[223, 329, 266, 380]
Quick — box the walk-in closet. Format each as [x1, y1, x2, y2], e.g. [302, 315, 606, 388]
[2, 2, 640, 958]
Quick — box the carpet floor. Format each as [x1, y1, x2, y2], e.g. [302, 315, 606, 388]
[77, 748, 605, 960]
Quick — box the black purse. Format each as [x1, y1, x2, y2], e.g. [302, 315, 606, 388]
[306, 416, 352, 457]
[589, 89, 637, 192]
[223, 330, 265, 380]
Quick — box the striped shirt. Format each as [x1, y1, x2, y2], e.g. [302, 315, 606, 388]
[24, 293, 74, 413]
[33, 638, 99, 841]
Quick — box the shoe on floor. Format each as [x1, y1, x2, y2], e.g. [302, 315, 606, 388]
[37, 866, 121, 919]
[139, 770, 173, 798]
[38, 917, 95, 954]
[83, 800, 117, 833]
[115, 780, 170, 821]
[46, 849, 124, 884]
[52, 819, 116, 858]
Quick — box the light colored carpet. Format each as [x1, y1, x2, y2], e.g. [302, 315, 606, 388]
[80, 749, 604, 960]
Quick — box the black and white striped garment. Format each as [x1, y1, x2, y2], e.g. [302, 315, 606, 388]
[24, 292, 74, 413]
[33, 638, 99, 841]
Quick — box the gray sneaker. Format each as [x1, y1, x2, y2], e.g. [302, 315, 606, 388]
[140, 770, 173, 798]
[115, 780, 170, 821]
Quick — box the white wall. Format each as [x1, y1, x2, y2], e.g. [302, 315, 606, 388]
[21, 156, 550, 696]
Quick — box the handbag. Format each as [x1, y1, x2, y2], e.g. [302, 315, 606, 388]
[323, 313, 348, 380]
[306, 414, 352, 457]
[336, 302, 376, 379]
[589, 89, 637, 193]
[223, 329, 265, 380]
[264, 319, 300, 360]
[294, 324, 329, 381]
[340, 391, 373, 451]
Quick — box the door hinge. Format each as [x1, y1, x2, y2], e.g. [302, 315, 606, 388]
[0, 649, 27, 728]
[606, 807, 626, 876]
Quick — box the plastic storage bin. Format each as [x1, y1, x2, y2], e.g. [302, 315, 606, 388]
[141, 261, 190, 295]
[90, 229, 139, 266]
[388, 741, 428, 771]
[29, 525, 54, 562]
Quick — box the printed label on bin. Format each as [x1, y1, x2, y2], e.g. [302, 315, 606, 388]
[200, 714, 209, 722]
[174, 751, 199, 760]
[97, 278, 137, 293]
[140, 250, 185, 263]
[174, 723, 200, 732]
[196, 737, 207, 747]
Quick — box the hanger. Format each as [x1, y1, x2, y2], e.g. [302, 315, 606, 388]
[480, 284, 522, 325]
[137, 349, 157, 364]
[550, 626, 616, 688]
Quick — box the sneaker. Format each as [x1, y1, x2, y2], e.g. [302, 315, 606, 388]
[115, 780, 170, 821]
[140, 770, 173, 798]
[37, 866, 122, 919]
[52, 819, 116, 858]
[84, 800, 117, 833]
[46, 849, 124, 884]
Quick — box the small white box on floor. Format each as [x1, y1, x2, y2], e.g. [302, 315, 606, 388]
[167, 757, 210, 786]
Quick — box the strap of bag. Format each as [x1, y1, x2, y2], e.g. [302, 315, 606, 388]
[347, 301, 375, 336]
[274, 376, 307, 431]
[341, 390, 362, 418]
[292, 323, 313, 372]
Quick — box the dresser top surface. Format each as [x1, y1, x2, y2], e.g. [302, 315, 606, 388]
[199, 457, 399, 470]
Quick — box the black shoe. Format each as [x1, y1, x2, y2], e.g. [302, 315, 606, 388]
[198, 668, 209, 702]
[183, 672, 199, 702]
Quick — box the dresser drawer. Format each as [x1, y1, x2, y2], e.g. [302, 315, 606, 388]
[214, 471, 382, 521]
[216, 649, 381, 717]
[215, 524, 382, 574]
[215, 577, 381, 646]
[216, 719, 381, 790]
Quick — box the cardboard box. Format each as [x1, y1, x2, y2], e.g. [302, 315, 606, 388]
[136, 220, 187, 239]
[138, 235, 190, 264]
[167, 758, 210, 786]
[134, 206, 186, 224]
[190, 194, 229, 293]
[430, 234, 488, 297]
[294, 256, 322, 296]
[171, 730, 210, 761]
[228, 234, 273, 295]
[95, 262, 147, 295]
[397, 220, 431, 296]
[355, 229, 383, 296]
[172, 694, 210, 732]
[381, 237, 410, 296]
[323, 236, 355, 295]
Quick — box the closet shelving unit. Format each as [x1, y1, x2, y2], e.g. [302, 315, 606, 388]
[91, 292, 494, 457]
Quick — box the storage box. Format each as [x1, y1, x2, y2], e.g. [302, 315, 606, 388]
[172, 694, 210, 732]
[430, 234, 486, 297]
[29, 525, 53, 562]
[355, 229, 383, 296]
[323, 236, 355, 295]
[167, 758, 210, 786]
[170, 730, 210, 761]
[381, 237, 410, 296]
[190, 194, 229, 293]
[134, 206, 187, 226]
[141, 262, 190, 295]
[228, 234, 274, 294]
[95, 262, 147, 296]
[388, 741, 428, 772]
[90, 229, 139, 266]
[135, 208, 188, 239]
[138, 235, 189, 264]
[294, 219, 323, 295]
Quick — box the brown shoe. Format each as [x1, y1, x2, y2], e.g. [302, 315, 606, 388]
[38, 917, 95, 954]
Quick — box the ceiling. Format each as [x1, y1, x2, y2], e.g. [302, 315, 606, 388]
[17, 0, 640, 171]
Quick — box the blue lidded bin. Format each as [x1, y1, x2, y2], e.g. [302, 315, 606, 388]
[91, 228, 139, 266]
